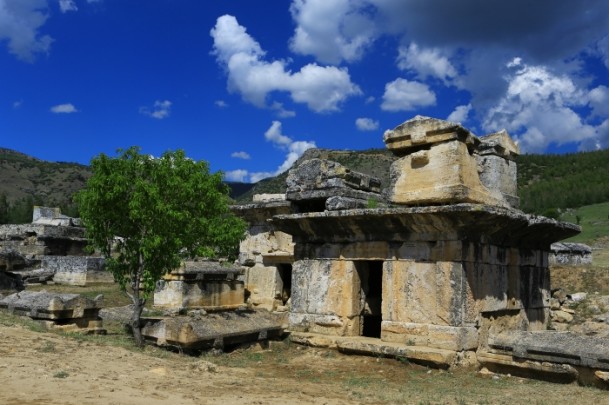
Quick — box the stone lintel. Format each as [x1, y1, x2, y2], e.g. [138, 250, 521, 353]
[272, 204, 580, 248]
[231, 200, 293, 224]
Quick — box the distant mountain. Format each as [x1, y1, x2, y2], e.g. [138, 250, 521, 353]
[0, 148, 91, 221]
[2, 146, 609, 222]
[235, 147, 609, 217]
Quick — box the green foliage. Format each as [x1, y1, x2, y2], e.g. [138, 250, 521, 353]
[0, 193, 8, 224]
[75, 147, 246, 344]
[517, 149, 609, 214]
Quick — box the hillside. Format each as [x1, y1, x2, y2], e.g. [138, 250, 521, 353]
[2, 146, 608, 223]
[237, 148, 609, 217]
[517, 149, 609, 214]
[0, 148, 91, 222]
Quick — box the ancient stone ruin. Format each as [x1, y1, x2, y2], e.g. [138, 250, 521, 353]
[234, 115, 609, 385]
[549, 242, 593, 266]
[154, 260, 245, 311]
[0, 206, 110, 287]
[0, 290, 105, 334]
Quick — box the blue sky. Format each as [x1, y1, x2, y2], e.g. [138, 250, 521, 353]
[1, 0, 609, 183]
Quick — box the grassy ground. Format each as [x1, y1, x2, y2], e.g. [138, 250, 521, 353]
[562, 202, 609, 244]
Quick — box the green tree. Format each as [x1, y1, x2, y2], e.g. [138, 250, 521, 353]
[0, 193, 8, 224]
[75, 147, 246, 346]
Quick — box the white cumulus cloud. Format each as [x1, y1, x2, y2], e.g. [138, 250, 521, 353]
[224, 169, 249, 183]
[0, 0, 53, 62]
[397, 43, 457, 84]
[265, 121, 293, 146]
[588, 85, 609, 118]
[231, 151, 251, 160]
[139, 100, 172, 119]
[50, 103, 78, 113]
[381, 78, 436, 111]
[447, 104, 472, 124]
[210, 15, 361, 113]
[355, 117, 379, 131]
[289, 0, 377, 64]
[232, 121, 317, 183]
[58, 0, 77, 13]
[483, 61, 596, 152]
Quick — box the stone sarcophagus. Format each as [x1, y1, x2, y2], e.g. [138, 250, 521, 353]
[0, 290, 105, 333]
[383, 116, 519, 209]
[154, 261, 244, 311]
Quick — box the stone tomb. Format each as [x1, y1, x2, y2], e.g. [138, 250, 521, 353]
[0, 290, 105, 333]
[232, 195, 295, 311]
[46, 256, 111, 286]
[236, 116, 609, 380]
[154, 261, 245, 311]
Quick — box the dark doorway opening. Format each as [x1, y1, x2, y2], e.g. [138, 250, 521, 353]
[356, 261, 383, 338]
[277, 264, 292, 305]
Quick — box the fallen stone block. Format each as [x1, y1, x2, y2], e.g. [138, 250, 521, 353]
[141, 310, 286, 351]
[0, 290, 105, 334]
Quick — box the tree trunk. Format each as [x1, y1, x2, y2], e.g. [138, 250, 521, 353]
[131, 295, 145, 347]
[130, 260, 146, 347]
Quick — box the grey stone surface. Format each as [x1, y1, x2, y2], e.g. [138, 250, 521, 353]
[285, 159, 383, 212]
[487, 330, 609, 371]
[0, 271, 24, 292]
[141, 310, 287, 350]
[0, 249, 29, 271]
[0, 290, 103, 320]
[273, 204, 580, 247]
[550, 242, 592, 265]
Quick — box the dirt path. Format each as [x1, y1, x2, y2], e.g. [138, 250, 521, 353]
[1, 323, 609, 405]
[0, 325, 348, 405]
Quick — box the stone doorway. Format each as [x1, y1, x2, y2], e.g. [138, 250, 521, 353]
[277, 263, 292, 305]
[355, 261, 383, 338]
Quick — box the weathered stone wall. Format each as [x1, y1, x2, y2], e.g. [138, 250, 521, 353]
[287, 239, 551, 351]
[232, 199, 294, 310]
[154, 279, 244, 310]
[0, 224, 87, 257]
[45, 256, 111, 286]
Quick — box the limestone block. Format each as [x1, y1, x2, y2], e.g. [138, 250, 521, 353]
[381, 321, 479, 351]
[464, 263, 508, 314]
[339, 242, 390, 261]
[289, 259, 362, 335]
[549, 242, 592, 266]
[0, 290, 103, 321]
[383, 260, 465, 326]
[286, 159, 382, 195]
[238, 227, 294, 266]
[253, 194, 286, 202]
[476, 130, 520, 208]
[243, 264, 282, 310]
[46, 256, 109, 286]
[388, 140, 505, 207]
[154, 279, 244, 310]
[141, 311, 286, 350]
